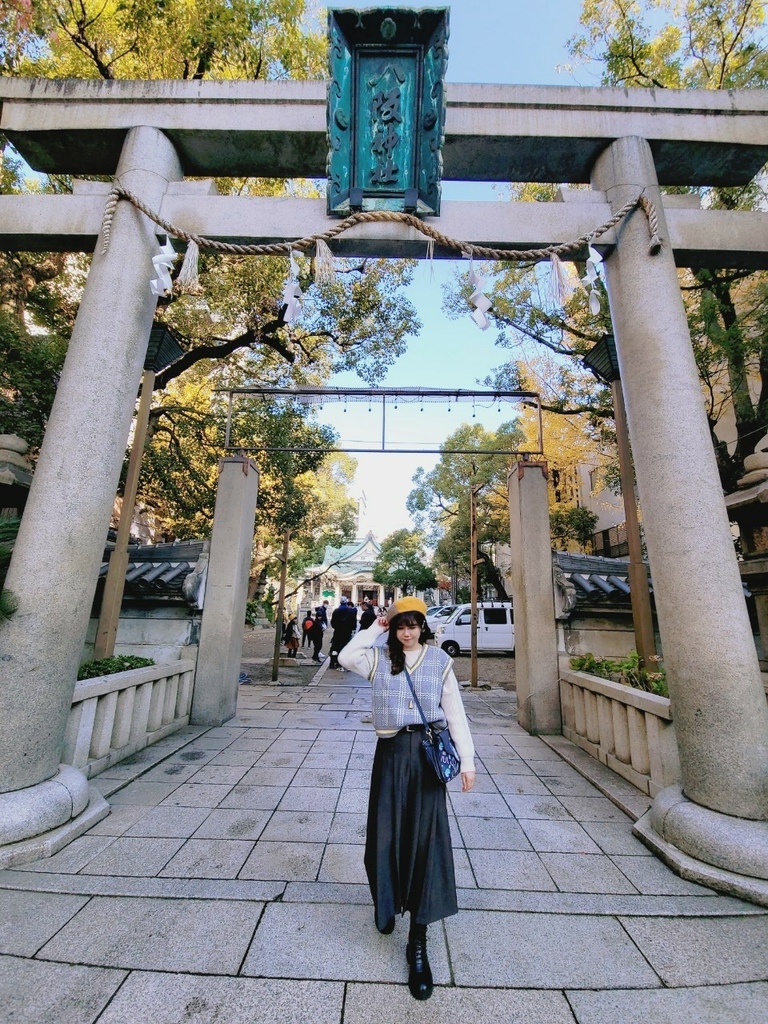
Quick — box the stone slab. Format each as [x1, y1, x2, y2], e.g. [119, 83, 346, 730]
[317, 844, 367, 885]
[282, 881, 372, 906]
[278, 786, 340, 812]
[259, 810, 334, 844]
[501, 795, 571, 820]
[467, 849, 557, 891]
[239, 841, 325, 881]
[619, 915, 768, 986]
[242, 902, 449, 983]
[446, 910, 660, 988]
[448, 792, 514, 817]
[80, 836, 186, 876]
[455, 815, 533, 851]
[219, 785, 288, 809]
[567, 981, 768, 1024]
[37, 895, 261, 973]
[327, 812, 367, 845]
[159, 783, 236, 807]
[518, 819, 603, 854]
[96, 972, 344, 1024]
[453, 888, 765, 916]
[0, 890, 89, 956]
[345, 983, 577, 1023]
[581, 821, 654, 857]
[124, 805, 211, 838]
[539, 853, 639, 894]
[21, 834, 117, 874]
[612, 855, 717, 896]
[159, 838, 254, 879]
[0, 870, 283, 902]
[190, 808, 271, 840]
[0, 955, 126, 1024]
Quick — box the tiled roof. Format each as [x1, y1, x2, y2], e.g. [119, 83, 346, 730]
[98, 539, 207, 605]
[555, 550, 752, 603]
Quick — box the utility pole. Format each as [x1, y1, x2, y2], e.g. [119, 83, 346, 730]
[469, 482, 484, 688]
[271, 528, 291, 682]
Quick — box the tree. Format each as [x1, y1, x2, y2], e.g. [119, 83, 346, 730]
[443, 1, 768, 493]
[550, 506, 599, 550]
[407, 422, 527, 599]
[1, 0, 327, 81]
[567, 0, 768, 491]
[372, 529, 437, 596]
[0, 2, 422, 544]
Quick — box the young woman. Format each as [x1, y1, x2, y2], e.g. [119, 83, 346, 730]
[338, 596, 475, 1001]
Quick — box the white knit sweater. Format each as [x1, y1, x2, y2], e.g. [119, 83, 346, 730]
[338, 623, 476, 773]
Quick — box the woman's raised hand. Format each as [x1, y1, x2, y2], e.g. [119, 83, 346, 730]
[377, 615, 389, 629]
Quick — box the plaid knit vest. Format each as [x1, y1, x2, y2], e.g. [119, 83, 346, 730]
[369, 645, 451, 731]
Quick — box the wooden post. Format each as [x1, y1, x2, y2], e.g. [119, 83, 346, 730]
[470, 483, 480, 688]
[271, 529, 291, 682]
[612, 379, 657, 667]
[93, 368, 155, 659]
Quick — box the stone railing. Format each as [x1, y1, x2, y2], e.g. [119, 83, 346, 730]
[63, 659, 196, 778]
[560, 668, 681, 798]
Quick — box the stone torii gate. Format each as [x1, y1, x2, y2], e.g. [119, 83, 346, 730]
[1, 77, 768, 899]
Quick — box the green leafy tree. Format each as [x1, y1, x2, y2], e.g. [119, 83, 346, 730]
[444, 1, 768, 493]
[550, 506, 599, 550]
[408, 422, 526, 599]
[372, 528, 437, 596]
[0, 2, 422, 541]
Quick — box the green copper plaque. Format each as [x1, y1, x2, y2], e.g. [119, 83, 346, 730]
[327, 7, 449, 217]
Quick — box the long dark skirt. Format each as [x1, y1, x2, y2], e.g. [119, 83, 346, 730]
[365, 728, 458, 928]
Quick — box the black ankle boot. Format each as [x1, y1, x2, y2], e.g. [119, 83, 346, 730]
[406, 924, 433, 1000]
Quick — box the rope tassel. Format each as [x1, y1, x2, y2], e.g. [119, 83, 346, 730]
[549, 252, 568, 306]
[176, 240, 203, 294]
[313, 238, 336, 285]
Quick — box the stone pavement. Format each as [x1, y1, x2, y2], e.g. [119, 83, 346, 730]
[1, 662, 767, 1024]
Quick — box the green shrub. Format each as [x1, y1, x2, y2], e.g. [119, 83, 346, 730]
[78, 655, 155, 681]
[569, 652, 618, 679]
[245, 599, 262, 625]
[570, 650, 668, 698]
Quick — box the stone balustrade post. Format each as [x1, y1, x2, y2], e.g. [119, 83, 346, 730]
[508, 460, 561, 734]
[0, 127, 183, 856]
[591, 136, 768, 889]
[190, 456, 259, 727]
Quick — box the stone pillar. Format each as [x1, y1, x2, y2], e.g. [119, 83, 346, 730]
[0, 128, 183, 830]
[592, 137, 768, 883]
[508, 461, 561, 734]
[190, 457, 259, 727]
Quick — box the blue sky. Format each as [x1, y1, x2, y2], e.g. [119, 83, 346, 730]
[321, 1, 592, 538]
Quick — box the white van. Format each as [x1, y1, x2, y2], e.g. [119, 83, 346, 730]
[433, 602, 514, 656]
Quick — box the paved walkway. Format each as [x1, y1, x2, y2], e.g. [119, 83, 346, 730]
[1, 663, 767, 1023]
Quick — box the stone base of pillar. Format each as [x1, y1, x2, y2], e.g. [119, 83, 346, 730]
[634, 785, 768, 907]
[0, 765, 110, 869]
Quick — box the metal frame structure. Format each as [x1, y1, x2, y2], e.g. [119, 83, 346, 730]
[222, 386, 543, 456]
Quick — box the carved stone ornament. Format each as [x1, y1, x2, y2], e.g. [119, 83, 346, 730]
[327, 7, 449, 216]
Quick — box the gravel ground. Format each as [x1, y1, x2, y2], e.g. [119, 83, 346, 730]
[240, 623, 516, 691]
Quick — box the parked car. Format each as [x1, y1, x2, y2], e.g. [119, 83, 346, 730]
[436, 602, 514, 656]
[426, 604, 458, 631]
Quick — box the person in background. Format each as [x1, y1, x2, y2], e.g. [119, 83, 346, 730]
[309, 613, 326, 663]
[338, 596, 475, 1002]
[301, 611, 314, 647]
[359, 599, 377, 631]
[282, 614, 299, 658]
[329, 596, 357, 670]
[315, 599, 330, 626]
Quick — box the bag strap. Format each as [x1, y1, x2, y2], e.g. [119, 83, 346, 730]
[403, 666, 433, 737]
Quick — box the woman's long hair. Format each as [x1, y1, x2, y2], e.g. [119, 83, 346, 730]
[386, 611, 434, 675]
